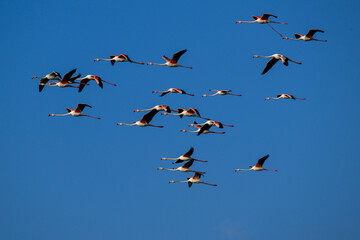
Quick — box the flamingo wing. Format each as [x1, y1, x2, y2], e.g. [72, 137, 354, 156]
[262, 13, 277, 19]
[182, 159, 195, 169]
[69, 74, 81, 83]
[162, 56, 171, 62]
[212, 121, 224, 128]
[262, 58, 279, 75]
[174, 88, 185, 94]
[190, 107, 201, 117]
[198, 124, 211, 136]
[141, 109, 159, 123]
[62, 68, 77, 83]
[39, 78, 49, 92]
[193, 172, 203, 179]
[183, 147, 194, 157]
[172, 49, 187, 62]
[160, 90, 170, 97]
[94, 76, 103, 89]
[120, 54, 131, 61]
[306, 29, 324, 38]
[75, 103, 92, 112]
[79, 79, 90, 92]
[188, 182, 193, 188]
[256, 154, 269, 167]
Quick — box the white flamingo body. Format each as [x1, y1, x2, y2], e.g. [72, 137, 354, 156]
[49, 103, 101, 119]
[181, 122, 226, 135]
[147, 49, 192, 69]
[253, 54, 302, 74]
[265, 94, 306, 100]
[134, 105, 173, 113]
[169, 172, 217, 188]
[158, 160, 205, 173]
[117, 109, 163, 128]
[94, 54, 144, 65]
[161, 147, 207, 163]
[162, 107, 209, 120]
[202, 90, 242, 97]
[283, 29, 327, 42]
[153, 88, 194, 97]
[235, 155, 277, 172]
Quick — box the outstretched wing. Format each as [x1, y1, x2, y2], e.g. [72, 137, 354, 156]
[160, 90, 170, 97]
[262, 13, 277, 19]
[212, 121, 224, 128]
[198, 124, 211, 136]
[39, 78, 49, 92]
[256, 154, 270, 167]
[306, 29, 324, 38]
[75, 103, 92, 112]
[262, 58, 279, 75]
[172, 49, 187, 62]
[62, 69, 77, 83]
[79, 79, 90, 93]
[189, 107, 201, 117]
[183, 147, 194, 157]
[182, 159, 194, 169]
[141, 109, 159, 123]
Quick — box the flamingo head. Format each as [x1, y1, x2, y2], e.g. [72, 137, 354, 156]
[94, 58, 100, 62]
[169, 181, 176, 183]
[157, 167, 164, 170]
[265, 97, 270, 100]
[180, 129, 186, 132]
[235, 21, 243, 24]
[48, 114, 55, 117]
[147, 62, 154, 65]
[253, 55, 260, 58]
[116, 123, 124, 125]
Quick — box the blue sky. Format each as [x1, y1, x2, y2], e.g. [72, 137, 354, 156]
[1, 0, 360, 239]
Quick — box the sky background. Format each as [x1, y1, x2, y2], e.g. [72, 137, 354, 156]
[1, 0, 360, 239]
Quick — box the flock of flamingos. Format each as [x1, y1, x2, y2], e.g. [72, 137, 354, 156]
[32, 13, 327, 188]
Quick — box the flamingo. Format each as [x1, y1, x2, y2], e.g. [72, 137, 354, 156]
[235, 154, 277, 172]
[147, 49, 192, 69]
[235, 13, 287, 37]
[157, 160, 205, 174]
[162, 108, 209, 120]
[152, 88, 194, 97]
[202, 90, 242, 97]
[116, 109, 163, 128]
[283, 29, 327, 42]
[189, 120, 234, 128]
[48, 103, 101, 119]
[32, 71, 62, 92]
[45, 69, 82, 89]
[169, 172, 217, 188]
[78, 75, 117, 92]
[94, 54, 144, 65]
[134, 105, 173, 113]
[265, 94, 306, 100]
[253, 54, 302, 75]
[161, 147, 208, 164]
[181, 121, 226, 136]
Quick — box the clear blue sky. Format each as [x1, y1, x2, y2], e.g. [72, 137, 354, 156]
[1, 0, 360, 239]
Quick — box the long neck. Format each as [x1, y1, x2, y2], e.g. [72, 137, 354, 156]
[117, 123, 136, 126]
[158, 167, 176, 171]
[95, 58, 112, 61]
[163, 112, 181, 116]
[161, 157, 178, 160]
[202, 93, 218, 97]
[134, 108, 152, 112]
[50, 113, 70, 117]
[254, 55, 273, 58]
[283, 37, 300, 40]
[148, 63, 167, 66]
[181, 130, 198, 133]
[169, 180, 188, 183]
[235, 169, 252, 171]
[236, 20, 256, 23]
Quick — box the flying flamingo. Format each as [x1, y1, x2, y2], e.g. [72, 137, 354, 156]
[116, 109, 163, 128]
[157, 160, 205, 174]
[45, 69, 82, 89]
[189, 120, 234, 128]
[236, 13, 287, 37]
[162, 108, 209, 120]
[181, 122, 226, 136]
[253, 54, 302, 75]
[147, 49, 192, 69]
[94, 54, 144, 65]
[169, 172, 217, 188]
[48, 103, 101, 119]
[161, 147, 207, 164]
[78, 75, 117, 92]
[235, 154, 277, 172]
[133, 105, 173, 113]
[152, 88, 194, 97]
[265, 94, 306, 100]
[283, 29, 327, 42]
[202, 90, 242, 97]
[32, 71, 62, 92]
